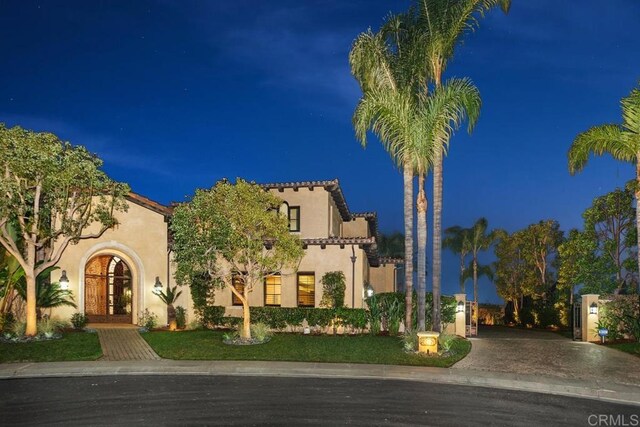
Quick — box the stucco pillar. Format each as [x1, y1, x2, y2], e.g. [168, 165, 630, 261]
[581, 294, 600, 342]
[454, 293, 466, 338]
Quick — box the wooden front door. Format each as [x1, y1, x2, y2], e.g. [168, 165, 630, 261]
[85, 255, 133, 323]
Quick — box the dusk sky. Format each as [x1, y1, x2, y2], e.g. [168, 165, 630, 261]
[2, 1, 639, 303]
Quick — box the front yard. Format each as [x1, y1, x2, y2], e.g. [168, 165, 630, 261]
[142, 330, 471, 367]
[0, 332, 102, 363]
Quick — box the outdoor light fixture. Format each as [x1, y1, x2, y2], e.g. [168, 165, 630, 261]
[457, 301, 465, 313]
[59, 270, 69, 290]
[364, 283, 374, 298]
[153, 276, 163, 295]
[589, 302, 598, 315]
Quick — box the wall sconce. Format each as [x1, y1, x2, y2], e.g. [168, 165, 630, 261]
[59, 270, 69, 290]
[589, 302, 598, 315]
[364, 283, 374, 298]
[457, 301, 465, 313]
[153, 276, 163, 295]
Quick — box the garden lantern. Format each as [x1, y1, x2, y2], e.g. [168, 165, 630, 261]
[153, 276, 163, 295]
[589, 302, 598, 315]
[59, 270, 69, 290]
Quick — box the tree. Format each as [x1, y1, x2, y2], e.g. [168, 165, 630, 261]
[494, 232, 526, 322]
[557, 229, 615, 302]
[351, 21, 481, 332]
[14, 267, 76, 320]
[0, 124, 129, 336]
[568, 82, 640, 293]
[350, 23, 425, 331]
[443, 225, 471, 293]
[171, 179, 304, 340]
[518, 220, 564, 300]
[583, 186, 637, 293]
[403, 0, 510, 332]
[467, 218, 504, 303]
[377, 232, 405, 259]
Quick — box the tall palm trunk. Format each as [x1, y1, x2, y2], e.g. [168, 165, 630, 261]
[404, 166, 414, 331]
[473, 256, 478, 303]
[417, 174, 427, 331]
[432, 151, 442, 332]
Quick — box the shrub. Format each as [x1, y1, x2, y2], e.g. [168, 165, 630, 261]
[71, 313, 89, 330]
[10, 320, 26, 338]
[250, 322, 272, 342]
[187, 320, 203, 330]
[175, 306, 187, 329]
[200, 306, 225, 329]
[37, 317, 65, 337]
[138, 309, 158, 330]
[335, 307, 368, 333]
[319, 271, 346, 308]
[221, 316, 242, 328]
[0, 312, 15, 331]
[402, 329, 418, 352]
[439, 334, 456, 353]
[601, 295, 640, 341]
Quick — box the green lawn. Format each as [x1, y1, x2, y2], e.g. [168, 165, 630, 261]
[608, 342, 640, 357]
[0, 332, 102, 363]
[142, 330, 471, 367]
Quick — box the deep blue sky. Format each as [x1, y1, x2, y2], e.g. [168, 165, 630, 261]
[2, 1, 639, 303]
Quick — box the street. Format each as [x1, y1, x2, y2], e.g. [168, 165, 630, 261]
[1, 375, 637, 426]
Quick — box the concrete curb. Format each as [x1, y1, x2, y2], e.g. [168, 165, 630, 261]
[1, 359, 639, 406]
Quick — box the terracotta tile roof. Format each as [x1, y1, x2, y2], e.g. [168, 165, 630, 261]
[260, 179, 351, 221]
[379, 257, 404, 265]
[125, 192, 173, 217]
[302, 237, 379, 267]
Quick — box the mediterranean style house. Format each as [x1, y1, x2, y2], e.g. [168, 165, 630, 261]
[52, 179, 402, 325]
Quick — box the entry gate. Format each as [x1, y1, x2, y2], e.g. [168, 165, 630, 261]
[466, 301, 478, 337]
[572, 301, 582, 340]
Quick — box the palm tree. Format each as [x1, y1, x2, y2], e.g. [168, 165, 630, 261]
[467, 218, 504, 302]
[156, 284, 183, 329]
[443, 225, 471, 293]
[408, 0, 511, 332]
[15, 267, 77, 320]
[568, 82, 640, 293]
[351, 23, 426, 331]
[462, 261, 494, 300]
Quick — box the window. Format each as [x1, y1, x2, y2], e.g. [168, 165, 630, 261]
[232, 274, 244, 306]
[297, 273, 315, 307]
[264, 274, 281, 306]
[289, 206, 300, 232]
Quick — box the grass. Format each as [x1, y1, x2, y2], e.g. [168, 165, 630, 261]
[142, 330, 471, 367]
[608, 342, 640, 357]
[0, 332, 102, 363]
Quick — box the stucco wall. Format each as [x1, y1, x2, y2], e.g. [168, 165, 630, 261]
[369, 262, 398, 294]
[267, 187, 330, 238]
[218, 244, 369, 315]
[342, 217, 369, 238]
[51, 200, 194, 326]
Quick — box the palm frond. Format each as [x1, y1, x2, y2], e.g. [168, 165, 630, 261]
[568, 124, 629, 174]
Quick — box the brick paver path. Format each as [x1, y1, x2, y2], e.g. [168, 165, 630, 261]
[96, 328, 160, 361]
[453, 326, 640, 386]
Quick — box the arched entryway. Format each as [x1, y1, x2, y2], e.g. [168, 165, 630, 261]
[84, 255, 133, 323]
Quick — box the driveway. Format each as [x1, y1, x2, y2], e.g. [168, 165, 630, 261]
[453, 326, 640, 387]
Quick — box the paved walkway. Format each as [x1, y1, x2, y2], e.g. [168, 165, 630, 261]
[454, 326, 640, 386]
[94, 327, 160, 361]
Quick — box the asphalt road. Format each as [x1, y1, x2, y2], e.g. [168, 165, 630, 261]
[1, 375, 638, 426]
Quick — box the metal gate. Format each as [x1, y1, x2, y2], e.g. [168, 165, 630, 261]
[466, 301, 478, 337]
[572, 301, 582, 340]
